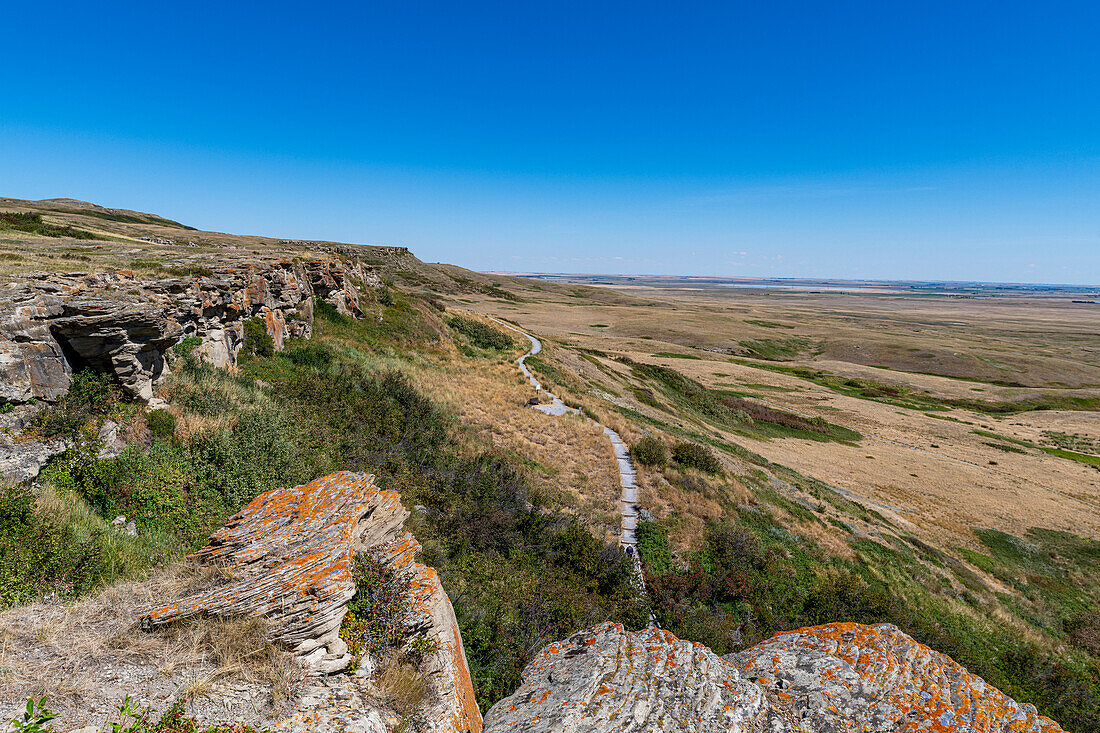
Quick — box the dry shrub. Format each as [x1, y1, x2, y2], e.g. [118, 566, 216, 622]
[376, 652, 429, 717]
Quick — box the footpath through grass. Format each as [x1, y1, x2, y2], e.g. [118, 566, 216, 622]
[1, 290, 645, 711]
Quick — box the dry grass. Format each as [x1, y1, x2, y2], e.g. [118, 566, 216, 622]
[374, 652, 428, 719]
[0, 563, 302, 726]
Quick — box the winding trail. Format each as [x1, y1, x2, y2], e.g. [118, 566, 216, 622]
[487, 317, 655, 626]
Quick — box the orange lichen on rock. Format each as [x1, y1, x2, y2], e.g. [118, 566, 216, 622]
[731, 622, 1067, 733]
[141, 471, 482, 733]
[483, 621, 1069, 732]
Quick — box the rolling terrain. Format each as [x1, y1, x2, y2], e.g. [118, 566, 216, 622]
[1, 198, 1097, 730]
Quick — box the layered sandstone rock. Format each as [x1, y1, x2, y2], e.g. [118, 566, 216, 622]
[141, 471, 481, 733]
[482, 623, 771, 733]
[0, 258, 375, 407]
[732, 622, 1066, 733]
[484, 622, 1067, 733]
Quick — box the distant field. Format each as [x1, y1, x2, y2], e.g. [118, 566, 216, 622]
[468, 274, 1100, 547]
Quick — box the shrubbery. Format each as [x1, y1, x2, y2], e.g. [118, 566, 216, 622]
[31, 369, 121, 439]
[145, 409, 176, 439]
[448, 316, 514, 350]
[239, 317, 274, 359]
[671, 441, 721, 473]
[630, 435, 668, 467]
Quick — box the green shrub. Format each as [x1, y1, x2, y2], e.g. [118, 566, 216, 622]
[172, 336, 202, 357]
[0, 211, 101, 240]
[31, 369, 121, 439]
[636, 520, 673, 574]
[631, 435, 669, 467]
[341, 553, 411, 670]
[0, 484, 164, 607]
[239, 317, 274, 359]
[672, 441, 721, 473]
[448, 316, 514, 351]
[313, 296, 351, 325]
[145, 409, 176, 439]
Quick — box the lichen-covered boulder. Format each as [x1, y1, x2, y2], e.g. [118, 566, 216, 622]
[732, 622, 1066, 733]
[142, 471, 482, 733]
[482, 622, 771, 733]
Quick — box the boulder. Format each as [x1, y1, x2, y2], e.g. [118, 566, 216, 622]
[141, 471, 481, 733]
[484, 622, 1068, 733]
[731, 622, 1066, 733]
[483, 623, 771, 733]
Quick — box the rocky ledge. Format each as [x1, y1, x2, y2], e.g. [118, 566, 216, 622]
[483, 622, 1066, 733]
[142, 471, 481, 733]
[0, 257, 376, 406]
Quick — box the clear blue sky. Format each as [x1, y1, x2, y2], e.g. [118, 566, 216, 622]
[2, 1, 1098, 284]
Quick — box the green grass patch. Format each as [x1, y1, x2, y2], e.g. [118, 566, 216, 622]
[0, 211, 103, 240]
[737, 337, 816, 361]
[653, 351, 702, 359]
[744, 319, 795, 329]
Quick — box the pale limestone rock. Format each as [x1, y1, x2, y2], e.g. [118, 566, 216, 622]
[483, 622, 771, 733]
[731, 622, 1067, 733]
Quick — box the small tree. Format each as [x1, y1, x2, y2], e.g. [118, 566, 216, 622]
[240, 317, 275, 359]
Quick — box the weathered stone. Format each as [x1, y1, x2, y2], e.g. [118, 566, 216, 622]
[483, 622, 771, 733]
[484, 621, 1068, 733]
[141, 471, 482, 733]
[0, 257, 377, 406]
[0, 403, 67, 482]
[732, 622, 1066, 733]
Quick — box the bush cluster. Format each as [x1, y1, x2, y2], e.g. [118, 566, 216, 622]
[31, 369, 121, 439]
[448, 316, 514, 351]
[671, 441, 721, 473]
[630, 435, 668, 467]
[340, 553, 414, 670]
[238, 317, 274, 359]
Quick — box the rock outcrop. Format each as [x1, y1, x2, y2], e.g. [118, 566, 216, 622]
[484, 622, 1067, 733]
[141, 471, 481, 733]
[0, 258, 376, 407]
[732, 622, 1066, 733]
[483, 623, 770, 733]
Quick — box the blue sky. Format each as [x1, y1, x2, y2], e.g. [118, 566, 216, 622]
[1, 1, 1098, 284]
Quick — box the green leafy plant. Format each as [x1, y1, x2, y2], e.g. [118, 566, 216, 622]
[239, 317, 275, 359]
[145, 409, 176, 440]
[13, 697, 55, 733]
[448, 316, 514, 351]
[630, 435, 669, 468]
[671, 441, 721, 473]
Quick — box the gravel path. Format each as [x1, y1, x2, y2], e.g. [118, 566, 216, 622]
[486, 317, 655, 625]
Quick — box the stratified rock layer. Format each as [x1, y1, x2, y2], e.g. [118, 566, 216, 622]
[0, 258, 376, 406]
[142, 471, 481, 733]
[733, 622, 1066, 733]
[484, 622, 1067, 733]
[482, 623, 771, 733]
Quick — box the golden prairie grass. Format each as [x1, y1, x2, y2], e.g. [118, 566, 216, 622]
[375, 652, 429, 718]
[0, 561, 300, 716]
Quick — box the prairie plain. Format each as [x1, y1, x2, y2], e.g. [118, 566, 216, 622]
[466, 274, 1100, 549]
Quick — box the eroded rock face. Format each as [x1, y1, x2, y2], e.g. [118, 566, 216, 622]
[482, 623, 771, 733]
[0, 258, 376, 406]
[484, 622, 1066, 733]
[141, 471, 481, 733]
[732, 622, 1066, 733]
